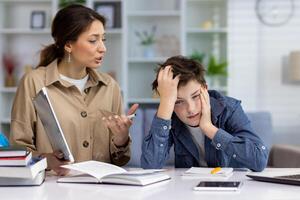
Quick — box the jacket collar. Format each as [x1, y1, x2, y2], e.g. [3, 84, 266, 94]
[45, 59, 108, 88]
[209, 90, 226, 125]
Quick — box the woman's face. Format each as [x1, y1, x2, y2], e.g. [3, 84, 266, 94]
[68, 20, 106, 69]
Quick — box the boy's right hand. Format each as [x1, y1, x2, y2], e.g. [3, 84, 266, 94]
[41, 151, 71, 176]
[157, 65, 180, 120]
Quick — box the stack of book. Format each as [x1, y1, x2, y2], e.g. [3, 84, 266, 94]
[0, 146, 47, 186]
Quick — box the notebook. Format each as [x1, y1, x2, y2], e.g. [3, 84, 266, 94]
[33, 87, 74, 162]
[182, 167, 233, 179]
[247, 170, 300, 186]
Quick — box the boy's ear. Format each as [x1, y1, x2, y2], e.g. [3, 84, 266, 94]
[203, 84, 208, 89]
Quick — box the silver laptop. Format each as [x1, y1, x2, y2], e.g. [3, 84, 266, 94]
[33, 87, 74, 162]
[247, 174, 300, 186]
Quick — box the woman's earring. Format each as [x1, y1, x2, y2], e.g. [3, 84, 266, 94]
[68, 52, 71, 63]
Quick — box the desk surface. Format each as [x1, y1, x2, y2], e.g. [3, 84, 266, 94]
[1, 168, 300, 200]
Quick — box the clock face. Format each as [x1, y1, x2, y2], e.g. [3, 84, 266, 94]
[255, 0, 294, 26]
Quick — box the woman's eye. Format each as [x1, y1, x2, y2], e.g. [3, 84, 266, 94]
[89, 40, 97, 43]
[102, 38, 106, 42]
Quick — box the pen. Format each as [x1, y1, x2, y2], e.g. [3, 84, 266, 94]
[127, 114, 136, 120]
[211, 167, 222, 174]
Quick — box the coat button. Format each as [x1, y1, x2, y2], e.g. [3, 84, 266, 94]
[81, 111, 87, 118]
[83, 140, 89, 148]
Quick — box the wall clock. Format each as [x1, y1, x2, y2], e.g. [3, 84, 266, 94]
[255, 0, 294, 26]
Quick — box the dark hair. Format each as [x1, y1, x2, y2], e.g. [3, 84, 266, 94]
[152, 55, 206, 92]
[37, 4, 106, 67]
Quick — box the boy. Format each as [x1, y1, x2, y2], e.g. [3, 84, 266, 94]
[141, 56, 268, 172]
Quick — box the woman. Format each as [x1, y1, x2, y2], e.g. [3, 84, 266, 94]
[10, 4, 138, 175]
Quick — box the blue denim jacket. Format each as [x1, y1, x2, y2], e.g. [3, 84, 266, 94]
[141, 90, 269, 172]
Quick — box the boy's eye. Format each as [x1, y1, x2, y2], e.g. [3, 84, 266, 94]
[102, 38, 106, 42]
[175, 100, 183, 105]
[192, 94, 201, 99]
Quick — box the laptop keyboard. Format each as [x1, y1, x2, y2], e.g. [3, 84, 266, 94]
[277, 174, 300, 180]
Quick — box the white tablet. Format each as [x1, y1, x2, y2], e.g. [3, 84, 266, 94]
[193, 181, 242, 191]
[33, 87, 74, 162]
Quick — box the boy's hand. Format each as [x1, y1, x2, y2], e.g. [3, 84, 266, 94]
[199, 87, 218, 139]
[157, 65, 180, 120]
[102, 104, 139, 147]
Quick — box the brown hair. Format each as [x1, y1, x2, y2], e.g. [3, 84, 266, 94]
[152, 55, 206, 92]
[37, 4, 106, 67]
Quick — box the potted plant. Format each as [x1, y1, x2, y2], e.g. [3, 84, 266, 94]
[2, 54, 16, 87]
[135, 25, 157, 58]
[59, 0, 86, 8]
[206, 55, 228, 89]
[189, 50, 205, 64]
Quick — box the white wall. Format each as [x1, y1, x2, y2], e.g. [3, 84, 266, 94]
[228, 0, 300, 142]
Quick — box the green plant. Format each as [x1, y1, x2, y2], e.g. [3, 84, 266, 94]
[189, 50, 205, 64]
[59, 0, 86, 8]
[135, 25, 157, 46]
[207, 55, 228, 77]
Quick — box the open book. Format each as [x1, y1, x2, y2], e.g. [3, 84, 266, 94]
[57, 161, 170, 186]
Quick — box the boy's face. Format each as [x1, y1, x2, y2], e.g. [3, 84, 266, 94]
[174, 80, 205, 127]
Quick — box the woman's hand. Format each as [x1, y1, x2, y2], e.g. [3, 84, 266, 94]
[41, 151, 71, 176]
[199, 87, 218, 139]
[102, 104, 139, 147]
[156, 65, 180, 120]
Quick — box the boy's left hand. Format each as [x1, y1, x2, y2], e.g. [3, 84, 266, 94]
[199, 87, 218, 139]
[102, 104, 139, 147]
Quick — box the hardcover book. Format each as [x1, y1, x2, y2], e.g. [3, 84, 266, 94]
[0, 146, 28, 157]
[0, 151, 32, 166]
[0, 157, 47, 179]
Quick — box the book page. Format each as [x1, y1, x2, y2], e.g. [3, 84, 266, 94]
[61, 161, 126, 180]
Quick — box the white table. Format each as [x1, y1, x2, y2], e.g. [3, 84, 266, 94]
[1, 168, 300, 200]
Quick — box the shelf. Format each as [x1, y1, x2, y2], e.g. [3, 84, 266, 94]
[186, 28, 227, 33]
[209, 86, 227, 92]
[0, 87, 17, 93]
[187, 0, 225, 2]
[0, 118, 11, 124]
[127, 10, 180, 17]
[0, 0, 51, 3]
[0, 28, 51, 34]
[128, 98, 160, 104]
[128, 57, 168, 63]
[106, 28, 123, 34]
